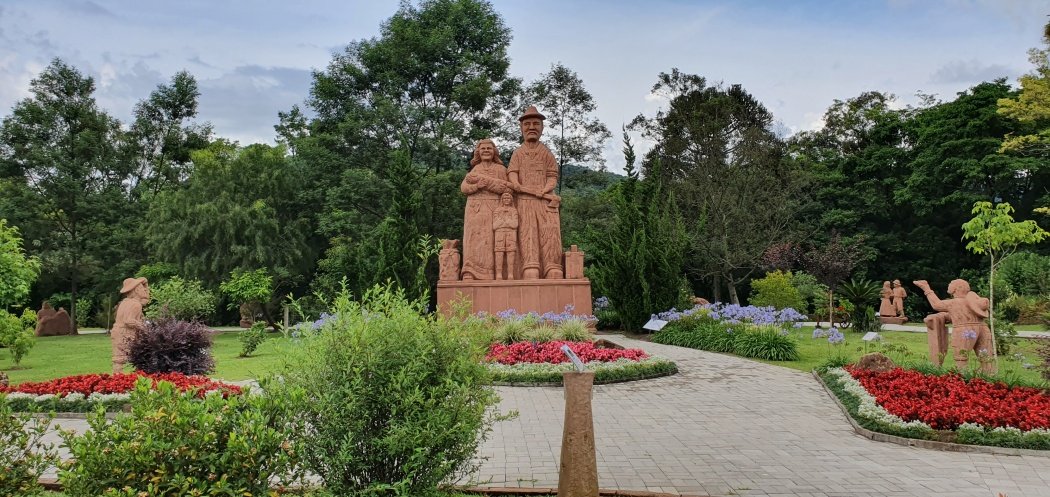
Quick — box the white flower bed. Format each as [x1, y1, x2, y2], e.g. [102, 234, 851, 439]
[825, 367, 932, 431]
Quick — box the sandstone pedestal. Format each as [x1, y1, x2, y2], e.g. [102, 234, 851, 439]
[558, 371, 598, 497]
[437, 278, 592, 317]
[879, 316, 907, 325]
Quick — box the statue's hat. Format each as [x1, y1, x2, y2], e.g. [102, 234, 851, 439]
[120, 277, 148, 294]
[518, 105, 546, 122]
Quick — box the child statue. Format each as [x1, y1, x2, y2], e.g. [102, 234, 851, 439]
[492, 192, 519, 280]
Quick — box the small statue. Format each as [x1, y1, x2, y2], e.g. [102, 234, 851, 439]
[438, 239, 462, 281]
[564, 245, 585, 280]
[492, 193, 519, 280]
[878, 281, 894, 317]
[112, 277, 150, 373]
[892, 279, 908, 320]
[914, 279, 995, 372]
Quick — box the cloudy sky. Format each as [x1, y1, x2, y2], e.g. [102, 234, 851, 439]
[0, 0, 1045, 172]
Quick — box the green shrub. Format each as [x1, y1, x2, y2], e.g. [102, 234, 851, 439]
[998, 251, 1050, 296]
[651, 315, 735, 352]
[789, 271, 828, 314]
[556, 319, 593, 342]
[0, 398, 57, 497]
[732, 326, 800, 361]
[749, 270, 804, 311]
[0, 310, 35, 366]
[997, 294, 1049, 325]
[993, 310, 1017, 357]
[59, 378, 301, 497]
[75, 297, 92, 328]
[146, 276, 217, 322]
[274, 285, 501, 496]
[239, 322, 267, 357]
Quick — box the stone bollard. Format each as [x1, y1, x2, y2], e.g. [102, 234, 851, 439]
[558, 371, 598, 497]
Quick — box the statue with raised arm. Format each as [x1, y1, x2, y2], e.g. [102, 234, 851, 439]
[111, 277, 150, 373]
[914, 279, 995, 373]
[509, 105, 563, 279]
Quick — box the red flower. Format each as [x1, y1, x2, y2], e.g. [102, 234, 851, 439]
[846, 366, 1050, 431]
[485, 341, 648, 365]
[1, 372, 242, 398]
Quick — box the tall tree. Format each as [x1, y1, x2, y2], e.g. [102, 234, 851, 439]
[125, 70, 212, 197]
[631, 69, 799, 303]
[0, 59, 125, 330]
[145, 141, 313, 289]
[524, 62, 612, 185]
[302, 0, 521, 295]
[998, 21, 1050, 158]
[590, 129, 686, 331]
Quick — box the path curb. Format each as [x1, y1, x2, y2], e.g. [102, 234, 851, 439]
[812, 370, 1050, 458]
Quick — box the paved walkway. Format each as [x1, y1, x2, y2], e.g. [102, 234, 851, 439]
[473, 335, 1050, 497]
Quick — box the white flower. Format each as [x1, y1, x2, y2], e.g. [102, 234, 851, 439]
[827, 368, 931, 431]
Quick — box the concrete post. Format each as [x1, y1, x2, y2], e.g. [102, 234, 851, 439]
[558, 371, 598, 497]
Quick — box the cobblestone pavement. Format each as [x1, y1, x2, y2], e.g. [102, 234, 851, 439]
[472, 335, 1050, 497]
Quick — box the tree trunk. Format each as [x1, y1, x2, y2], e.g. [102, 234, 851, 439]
[827, 289, 835, 328]
[711, 275, 722, 303]
[727, 279, 740, 305]
[71, 229, 79, 334]
[988, 256, 998, 372]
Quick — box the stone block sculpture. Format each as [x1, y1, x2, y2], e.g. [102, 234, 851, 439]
[35, 301, 74, 336]
[878, 279, 909, 324]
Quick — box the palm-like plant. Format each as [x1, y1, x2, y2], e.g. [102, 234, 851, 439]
[838, 279, 882, 331]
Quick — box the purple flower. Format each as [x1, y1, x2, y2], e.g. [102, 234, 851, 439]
[961, 329, 977, 341]
[828, 329, 845, 344]
[812, 328, 828, 339]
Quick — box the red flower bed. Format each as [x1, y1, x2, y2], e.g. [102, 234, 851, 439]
[486, 341, 648, 365]
[0, 372, 242, 397]
[847, 366, 1050, 431]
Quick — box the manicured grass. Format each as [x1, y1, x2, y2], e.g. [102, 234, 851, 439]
[1, 331, 291, 383]
[754, 326, 1048, 385]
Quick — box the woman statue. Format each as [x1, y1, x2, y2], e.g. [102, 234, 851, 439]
[878, 281, 894, 317]
[460, 139, 510, 280]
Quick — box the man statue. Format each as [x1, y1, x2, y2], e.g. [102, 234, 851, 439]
[508, 105, 564, 279]
[914, 279, 995, 373]
[891, 279, 908, 320]
[111, 277, 150, 373]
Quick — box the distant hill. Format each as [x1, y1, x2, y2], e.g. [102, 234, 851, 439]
[560, 164, 624, 193]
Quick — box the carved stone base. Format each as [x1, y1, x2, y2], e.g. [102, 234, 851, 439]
[879, 316, 907, 325]
[437, 278, 593, 317]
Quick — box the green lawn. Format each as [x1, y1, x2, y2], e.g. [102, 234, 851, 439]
[1, 331, 292, 383]
[892, 322, 1049, 332]
[754, 326, 1048, 385]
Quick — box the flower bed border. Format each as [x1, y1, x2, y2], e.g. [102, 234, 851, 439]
[488, 357, 678, 386]
[813, 370, 1050, 457]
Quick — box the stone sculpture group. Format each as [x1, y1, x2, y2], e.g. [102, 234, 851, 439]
[878, 279, 908, 324]
[437, 106, 592, 316]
